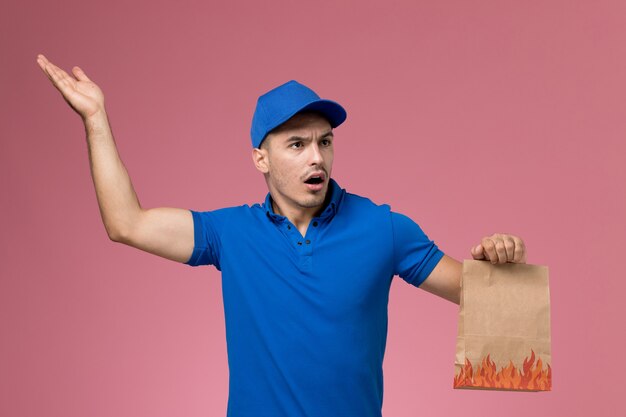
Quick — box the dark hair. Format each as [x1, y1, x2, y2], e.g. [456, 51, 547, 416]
[259, 134, 272, 150]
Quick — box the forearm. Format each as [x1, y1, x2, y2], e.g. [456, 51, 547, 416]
[83, 110, 142, 241]
[419, 255, 462, 304]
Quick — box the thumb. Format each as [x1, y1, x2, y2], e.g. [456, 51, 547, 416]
[72, 66, 91, 82]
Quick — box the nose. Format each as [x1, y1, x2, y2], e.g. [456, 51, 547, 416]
[308, 142, 323, 166]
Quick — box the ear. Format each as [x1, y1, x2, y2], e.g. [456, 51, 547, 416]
[252, 147, 270, 174]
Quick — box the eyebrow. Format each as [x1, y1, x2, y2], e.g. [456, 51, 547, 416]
[285, 130, 334, 143]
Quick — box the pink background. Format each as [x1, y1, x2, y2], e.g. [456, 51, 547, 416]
[2, 0, 624, 416]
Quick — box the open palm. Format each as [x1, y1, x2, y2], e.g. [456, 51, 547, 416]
[37, 54, 105, 120]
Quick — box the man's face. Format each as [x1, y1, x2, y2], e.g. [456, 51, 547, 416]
[253, 111, 334, 213]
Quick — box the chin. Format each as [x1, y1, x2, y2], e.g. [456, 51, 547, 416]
[300, 192, 327, 208]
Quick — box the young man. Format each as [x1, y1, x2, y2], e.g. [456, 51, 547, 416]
[36, 54, 527, 417]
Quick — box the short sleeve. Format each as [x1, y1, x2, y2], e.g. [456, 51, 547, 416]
[392, 212, 445, 287]
[185, 208, 231, 269]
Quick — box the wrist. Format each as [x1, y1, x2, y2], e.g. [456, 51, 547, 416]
[83, 108, 109, 135]
[83, 106, 107, 122]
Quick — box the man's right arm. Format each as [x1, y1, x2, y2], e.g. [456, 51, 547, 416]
[84, 112, 194, 263]
[37, 54, 194, 264]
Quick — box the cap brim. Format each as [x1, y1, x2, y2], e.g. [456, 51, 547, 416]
[257, 98, 348, 148]
[296, 99, 347, 128]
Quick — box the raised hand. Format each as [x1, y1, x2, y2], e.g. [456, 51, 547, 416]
[36, 54, 105, 120]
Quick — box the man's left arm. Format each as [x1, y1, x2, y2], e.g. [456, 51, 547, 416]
[420, 233, 527, 305]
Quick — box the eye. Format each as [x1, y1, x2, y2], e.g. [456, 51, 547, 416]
[321, 138, 332, 146]
[289, 141, 302, 149]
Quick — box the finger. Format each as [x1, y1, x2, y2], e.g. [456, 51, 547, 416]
[39, 58, 60, 82]
[45, 61, 77, 92]
[72, 66, 91, 82]
[38, 55, 75, 84]
[36, 55, 54, 82]
[494, 239, 507, 263]
[36, 54, 46, 70]
[36, 54, 49, 67]
[37, 54, 56, 76]
[513, 237, 526, 263]
[46, 60, 68, 81]
[471, 244, 485, 260]
[503, 235, 516, 262]
[482, 238, 498, 264]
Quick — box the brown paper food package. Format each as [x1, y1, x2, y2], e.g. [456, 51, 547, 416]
[453, 260, 551, 391]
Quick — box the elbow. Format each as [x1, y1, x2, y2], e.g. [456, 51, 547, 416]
[106, 225, 129, 243]
[105, 210, 143, 244]
[107, 229, 123, 243]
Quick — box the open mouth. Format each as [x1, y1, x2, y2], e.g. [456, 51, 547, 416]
[303, 172, 326, 191]
[304, 176, 324, 185]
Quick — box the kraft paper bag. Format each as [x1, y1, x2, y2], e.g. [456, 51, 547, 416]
[453, 260, 551, 391]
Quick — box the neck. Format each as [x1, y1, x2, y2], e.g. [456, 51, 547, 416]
[270, 190, 331, 237]
[271, 199, 321, 232]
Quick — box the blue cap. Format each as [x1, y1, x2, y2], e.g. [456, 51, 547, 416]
[250, 80, 347, 148]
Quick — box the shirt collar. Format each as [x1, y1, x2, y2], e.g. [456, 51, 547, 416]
[263, 178, 345, 223]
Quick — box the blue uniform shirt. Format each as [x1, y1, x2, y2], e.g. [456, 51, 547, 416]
[186, 178, 444, 417]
